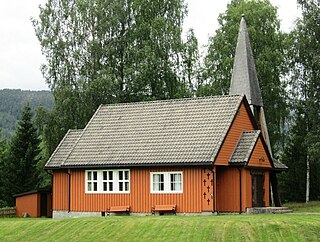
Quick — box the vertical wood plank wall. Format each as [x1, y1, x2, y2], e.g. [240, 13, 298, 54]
[216, 167, 270, 212]
[15, 193, 39, 217]
[215, 102, 254, 166]
[52, 171, 69, 210]
[53, 166, 206, 213]
[216, 167, 240, 212]
[201, 168, 214, 211]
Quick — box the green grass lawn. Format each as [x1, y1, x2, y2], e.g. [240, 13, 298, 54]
[1, 214, 320, 241]
[284, 201, 320, 213]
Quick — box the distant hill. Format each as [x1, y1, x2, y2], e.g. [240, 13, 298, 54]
[0, 89, 54, 138]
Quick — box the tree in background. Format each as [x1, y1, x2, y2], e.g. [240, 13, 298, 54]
[32, 0, 188, 153]
[0, 129, 10, 207]
[280, 0, 320, 202]
[202, 0, 288, 154]
[2, 104, 40, 206]
[181, 28, 201, 96]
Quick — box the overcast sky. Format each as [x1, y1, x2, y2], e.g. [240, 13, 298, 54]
[0, 0, 301, 91]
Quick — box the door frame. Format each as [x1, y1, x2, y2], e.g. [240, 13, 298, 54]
[251, 171, 265, 207]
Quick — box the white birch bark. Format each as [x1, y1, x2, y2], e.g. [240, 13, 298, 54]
[306, 154, 310, 203]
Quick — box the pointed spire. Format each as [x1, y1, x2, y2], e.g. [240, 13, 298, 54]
[230, 15, 263, 107]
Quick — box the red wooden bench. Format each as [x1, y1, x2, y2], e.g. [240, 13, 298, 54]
[107, 205, 130, 215]
[152, 204, 176, 215]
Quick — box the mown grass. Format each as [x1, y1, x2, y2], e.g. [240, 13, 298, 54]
[0, 214, 320, 241]
[284, 201, 320, 213]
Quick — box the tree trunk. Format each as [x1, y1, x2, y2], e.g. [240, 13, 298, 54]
[306, 155, 310, 203]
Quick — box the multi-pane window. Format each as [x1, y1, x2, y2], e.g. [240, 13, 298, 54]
[152, 174, 165, 191]
[102, 171, 114, 192]
[118, 170, 130, 192]
[87, 171, 98, 192]
[170, 173, 182, 191]
[151, 172, 183, 193]
[85, 170, 129, 193]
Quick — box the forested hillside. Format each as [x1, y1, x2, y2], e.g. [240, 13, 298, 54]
[0, 89, 54, 138]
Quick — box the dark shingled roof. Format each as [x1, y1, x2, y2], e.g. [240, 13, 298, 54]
[229, 130, 261, 164]
[45, 95, 245, 168]
[273, 159, 288, 170]
[230, 17, 263, 107]
[45, 129, 82, 168]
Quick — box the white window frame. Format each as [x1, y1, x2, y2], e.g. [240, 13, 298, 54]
[85, 169, 130, 194]
[150, 171, 183, 194]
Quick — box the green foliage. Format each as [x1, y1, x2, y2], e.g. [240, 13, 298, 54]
[181, 28, 201, 96]
[2, 105, 41, 206]
[32, 0, 189, 152]
[1, 215, 320, 241]
[0, 89, 53, 139]
[280, 0, 320, 202]
[202, 0, 288, 153]
[279, 112, 320, 201]
[0, 130, 9, 207]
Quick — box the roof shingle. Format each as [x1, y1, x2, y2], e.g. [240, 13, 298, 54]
[54, 95, 244, 168]
[45, 129, 82, 168]
[229, 130, 260, 164]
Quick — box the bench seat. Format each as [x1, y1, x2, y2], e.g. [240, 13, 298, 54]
[152, 204, 176, 215]
[107, 205, 130, 215]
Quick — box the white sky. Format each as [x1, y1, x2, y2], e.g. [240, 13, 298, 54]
[0, 0, 301, 91]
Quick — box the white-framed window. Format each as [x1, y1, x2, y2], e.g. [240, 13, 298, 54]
[87, 171, 98, 192]
[85, 169, 130, 194]
[150, 171, 183, 193]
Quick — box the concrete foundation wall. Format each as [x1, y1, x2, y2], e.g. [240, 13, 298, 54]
[53, 210, 217, 219]
[53, 210, 102, 219]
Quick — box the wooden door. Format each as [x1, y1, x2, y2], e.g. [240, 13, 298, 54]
[201, 168, 214, 211]
[252, 174, 265, 207]
[40, 193, 47, 217]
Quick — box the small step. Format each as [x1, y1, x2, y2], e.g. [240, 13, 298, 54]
[246, 207, 293, 214]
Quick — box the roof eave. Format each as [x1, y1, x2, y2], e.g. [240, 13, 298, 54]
[48, 161, 214, 170]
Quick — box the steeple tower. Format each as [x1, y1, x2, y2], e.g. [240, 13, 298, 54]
[229, 16, 272, 155]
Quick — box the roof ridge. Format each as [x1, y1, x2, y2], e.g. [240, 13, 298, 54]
[99, 94, 244, 108]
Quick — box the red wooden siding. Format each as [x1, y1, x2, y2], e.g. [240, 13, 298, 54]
[215, 102, 254, 166]
[243, 169, 252, 211]
[53, 166, 209, 213]
[15, 192, 52, 218]
[16, 193, 39, 217]
[52, 171, 69, 210]
[201, 168, 214, 211]
[247, 137, 272, 168]
[216, 167, 270, 212]
[216, 167, 240, 212]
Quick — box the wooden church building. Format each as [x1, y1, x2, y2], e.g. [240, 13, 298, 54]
[45, 17, 287, 218]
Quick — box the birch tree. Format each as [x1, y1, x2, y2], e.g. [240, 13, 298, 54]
[281, 0, 320, 202]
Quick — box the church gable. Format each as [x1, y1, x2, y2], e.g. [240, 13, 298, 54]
[228, 130, 273, 168]
[247, 135, 273, 168]
[214, 99, 257, 166]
